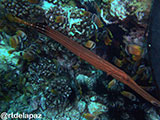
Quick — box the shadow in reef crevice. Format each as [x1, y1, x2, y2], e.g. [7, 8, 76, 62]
[147, 0, 160, 100]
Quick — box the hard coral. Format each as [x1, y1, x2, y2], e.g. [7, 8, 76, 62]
[1, 0, 45, 22]
[46, 0, 70, 4]
[44, 76, 73, 109]
[45, 5, 95, 43]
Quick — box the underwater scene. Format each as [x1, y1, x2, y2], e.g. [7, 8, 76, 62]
[0, 0, 160, 120]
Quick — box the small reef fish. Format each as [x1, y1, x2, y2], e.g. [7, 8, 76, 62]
[121, 91, 137, 101]
[92, 14, 104, 28]
[104, 35, 112, 46]
[85, 40, 96, 49]
[83, 113, 97, 120]
[127, 44, 142, 56]
[83, 1, 104, 28]
[127, 44, 143, 61]
[113, 57, 123, 67]
[108, 79, 116, 89]
[55, 16, 66, 23]
[27, 0, 40, 4]
[104, 28, 113, 46]
[9, 35, 20, 49]
[8, 30, 26, 49]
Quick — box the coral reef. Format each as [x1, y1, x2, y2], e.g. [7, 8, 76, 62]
[100, 0, 152, 22]
[45, 5, 96, 43]
[0, 0, 160, 120]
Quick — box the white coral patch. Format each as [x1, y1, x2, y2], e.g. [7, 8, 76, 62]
[88, 102, 108, 116]
[110, 0, 129, 20]
[0, 46, 20, 70]
[0, 39, 21, 71]
[42, 1, 56, 10]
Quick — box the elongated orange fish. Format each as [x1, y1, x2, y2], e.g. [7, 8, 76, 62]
[9, 15, 160, 107]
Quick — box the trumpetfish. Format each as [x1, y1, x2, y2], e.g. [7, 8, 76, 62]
[8, 15, 160, 107]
